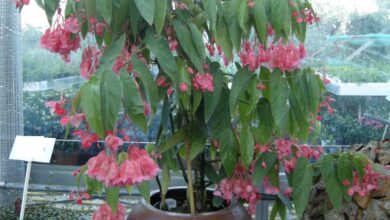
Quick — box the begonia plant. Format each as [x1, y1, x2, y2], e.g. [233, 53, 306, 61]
[18, 0, 387, 219]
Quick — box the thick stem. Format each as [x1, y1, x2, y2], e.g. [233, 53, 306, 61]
[186, 142, 196, 215]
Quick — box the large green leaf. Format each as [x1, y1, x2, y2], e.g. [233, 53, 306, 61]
[202, 0, 217, 34]
[138, 181, 151, 203]
[80, 76, 104, 137]
[208, 88, 231, 139]
[252, 152, 277, 184]
[132, 55, 158, 113]
[254, 98, 274, 144]
[135, 0, 155, 25]
[337, 153, 353, 202]
[216, 12, 233, 60]
[145, 29, 179, 86]
[220, 129, 238, 176]
[204, 63, 223, 122]
[253, 0, 268, 44]
[293, 157, 313, 218]
[154, 0, 167, 34]
[129, 0, 142, 38]
[160, 127, 187, 153]
[271, 0, 291, 37]
[229, 68, 254, 116]
[106, 187, 120, 213]
[43, 0, 60, 25]
[173, 21, 204, 72]
[96, 0, 112, 23]
[270, 199, 287, 220]
[288, 92, 309, 140]
[161, 163, 171, 204]
[270, 69, 289, 133]
[188, 23, 206, 61]
[237, 0, 250, 34]
[321, 155, 343, 211]
[100, 71, 122, 132]
[240, 124, 254, 167]
[120, 72, 147, 132]
[190, 124, 207, 160]
[99, 34, 126, 71]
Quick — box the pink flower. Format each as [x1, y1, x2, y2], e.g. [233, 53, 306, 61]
[15, 0, 29, 8]
[45, 96, 67, 116]
[80, 46, 101, 79]
[283, 158, 296, 174]
[73, 130, 99, 149]
[65, 15, 80, 34]
[112, 48, 131, 74]
[105, 135, 124, 152]
[268, 41, 304, 72]
[167, 87, 173, 96]
[143, 101, 151, 116]
[247, 0, 255, 8]
[256, 84, 266, 90]
[92, 202, 126, 220]
[179, 82, 188, 92]
[283, 187, 293, 198]
[187, 67, 194, 74]
[263, 176, 280, 194]
[40, 26, 80, 63]
[95, 22, 105, 37]
[192, 73, 214, 92]
[156, 76, 169, 87]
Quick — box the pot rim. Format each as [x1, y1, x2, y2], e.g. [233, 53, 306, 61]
[139, 186, 240, 217]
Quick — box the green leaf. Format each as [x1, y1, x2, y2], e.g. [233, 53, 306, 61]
[129, 0, 142, 38]
[154, 0, 167, 34]
[138, 181, 150, 203]
[270, 69, 289, 133]
[173, 21, 204, 72]
[100, 71, 122, 133]
[270, 199, 287, 220]
[353, 154, 367, 182]
[135, 0, 155, 25]
[80, 76, 104, 137]
[208, 88, 231, 139]
[293, 157, 313, 218]
[99, 34, 126, 70]
[252, 152, 277, 184]
[288, 92, 309, 140]
[271, 0, 291, 38]
[253, 0, 268, 44]
[106, 187, 120, 213]
[43, 0, 60, 25]
[255, 98, 274, 144]
[337, 153, 353, 202]
[259, 67, 271, 99]
[229, 68, 254, 116]
[204, 63, 223, 122]
[192, 90, 203, 113]
[188, 23, 206, 61]
[216, 13, 233, 60]
[96, 0, 112, 23]
[220, 129, 238, 176]
[240, 124, 254, 167]
[132, 55, 158, 113]
[160, 127, 187, 153]
[161, 163, 171, 203]
[202, 0, 217, 34]
[145, 29, 179, 86]
[120, 72, 147, 132]
[237, 0, 250, 34]
[190, 124, 207, 160]
[205, 162, 219, 183]
[321, 155, 343, 211]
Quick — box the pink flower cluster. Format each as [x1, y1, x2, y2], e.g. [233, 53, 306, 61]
[238, 41, 306, 72]
[318, 96, 335, 115]
[80, 46, 101, 79]
[192, 73, 214, 92]
[60, 113, 85, 128]
[68, 191, 91, 205]
[45, 96, 67, 116]
[105, 134, 124, 152]
[347, 164, 386, 197]
[92, 202, 126, 220]
[40, 26, 80, 63]
[214, 164, 260, 215]
[87, 147, 159, 187]
[15, 0, 29, 8]
[73, 130, 99, 149]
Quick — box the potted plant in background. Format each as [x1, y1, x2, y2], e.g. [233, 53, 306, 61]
[17, 0, 388, 219]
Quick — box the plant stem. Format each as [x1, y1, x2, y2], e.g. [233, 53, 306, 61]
[186, 142, 196, 215]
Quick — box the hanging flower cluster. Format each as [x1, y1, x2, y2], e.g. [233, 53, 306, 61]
[347, 164, 386, 197]
[214, 164, 260, 215]
[92, 202, 126, 220]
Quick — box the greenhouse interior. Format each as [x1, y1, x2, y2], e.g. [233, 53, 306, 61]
[0, 0, 389, 219]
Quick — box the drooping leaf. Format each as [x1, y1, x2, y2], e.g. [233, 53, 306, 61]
[271, 0, 291, 38]
[253, 0, 268, 44]
[216, 12, 233, 60]
[288, 92, 309, 140]
[132, 55, 158, 113]
[100, 71, 122, 132]
[161, 163, 171, 205]
[99, 34, 126, 70]
[270, 69, 289, 133]
[337, 153, 353, 202]
[145, 29, 179, 86]
[237, 0, 250, 34]
[293, 157, 313, 218]
[208, 88, 231, 140]
[173, 21, 204, 72]
[229, 68, 253, 116]
[252, 152, 277, 184]
[80, 76, 104, 137]
[188, 23, 206, 61]
[154, 0, 167, 34]
[220, 129, 238, 176]
[135, 0, 155, 25]
[204, 63, 223, 122]
[240, 124, 254, 167]
[120, 72, 148, 132]
[96, 0, 112, 23]
[106, 187, 120, 213]
[321, 155, 343, 211]
[160, 127, 187, 153]
[254, 98, 274, 144]
[202, 0, 217, 34]
[43, 0, 60, 25]
[270, 199, 287, 220]
[138, 181, 150, 203]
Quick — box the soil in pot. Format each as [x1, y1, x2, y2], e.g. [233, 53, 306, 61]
[127, 187, 251, 220]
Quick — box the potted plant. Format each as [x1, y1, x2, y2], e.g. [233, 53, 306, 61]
[17, 0, 387, 219]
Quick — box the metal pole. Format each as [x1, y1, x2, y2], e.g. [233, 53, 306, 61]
[19, 160, 32, 220]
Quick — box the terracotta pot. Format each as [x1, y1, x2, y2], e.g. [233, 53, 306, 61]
[127, 187, 251, 220]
